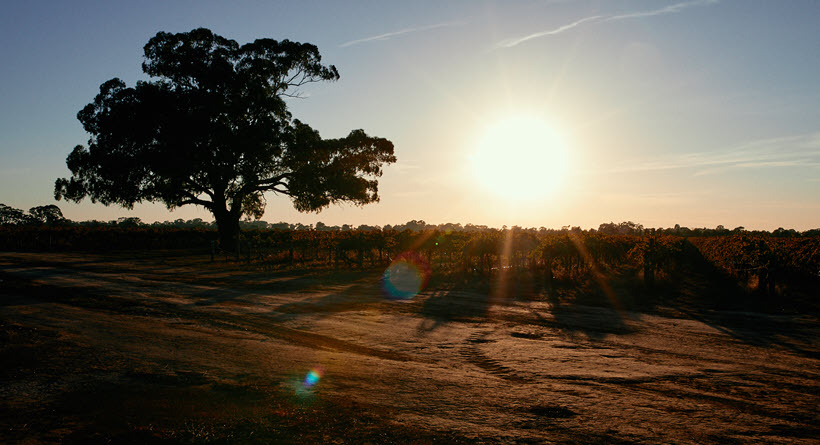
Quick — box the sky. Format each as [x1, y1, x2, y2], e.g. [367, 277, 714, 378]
[1, 0, 818, 231]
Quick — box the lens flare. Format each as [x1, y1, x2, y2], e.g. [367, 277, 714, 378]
[303, 368, 323, 388]
[382, 251, 431, 300]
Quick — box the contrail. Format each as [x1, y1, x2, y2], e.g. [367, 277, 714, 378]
[495, 15, 603, 48]
[341, 21, 463, 47]
[498, 0, 719, 48]
[604, 0, 718, 21]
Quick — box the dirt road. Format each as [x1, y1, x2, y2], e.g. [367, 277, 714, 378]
[1, 252, 818, 443]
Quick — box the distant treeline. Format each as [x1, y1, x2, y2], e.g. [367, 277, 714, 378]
[2, 222, 818, 299]
[1, 204, 817, 238]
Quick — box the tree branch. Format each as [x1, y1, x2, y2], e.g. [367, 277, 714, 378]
[179, 191, 213, 209]
[270, 186, 292, 196]
[254, 173, 292, 188]
[178, 198, 213, 208]
[184, 177, 214, 199]
[280, 91, 308, 99]
[284, 69, 303, 87]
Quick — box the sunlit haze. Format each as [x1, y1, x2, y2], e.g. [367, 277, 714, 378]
[1, 0, 818, 230]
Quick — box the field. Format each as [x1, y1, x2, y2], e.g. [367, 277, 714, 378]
[1, 249, 819, 444]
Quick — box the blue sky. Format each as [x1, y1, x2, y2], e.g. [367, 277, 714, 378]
[1, 0, 818, 230]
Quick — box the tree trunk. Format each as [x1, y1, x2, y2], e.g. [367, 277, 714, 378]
[758, 268, 770, 296]
[644, 238, 655, 290]
[214, 211, 240, 252]
[544, 260, 553, 291]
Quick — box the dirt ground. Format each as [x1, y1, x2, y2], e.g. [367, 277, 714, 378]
[1, 251, 818, 444]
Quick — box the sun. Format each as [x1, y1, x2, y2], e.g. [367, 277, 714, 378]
[470, 115, 569, 201]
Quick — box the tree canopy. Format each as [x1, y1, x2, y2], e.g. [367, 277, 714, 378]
[55, 28, 395, 249]
[0, 204, 65, 225]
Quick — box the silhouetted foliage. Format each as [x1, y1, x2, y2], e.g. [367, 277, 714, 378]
[55, 28, 395, 250]
[2, 219, 818, 302]
[0, 204, 67, 226]
[597, 221, 644, 235]
[28, 205, 66, 225]
[0, 204, 29, 225]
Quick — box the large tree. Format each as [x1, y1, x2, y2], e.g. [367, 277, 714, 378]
[55, 28, 395, 249]
[29, 205, 66, 225]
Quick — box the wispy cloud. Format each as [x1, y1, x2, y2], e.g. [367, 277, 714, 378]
[341, 21, 464, 48]
[498, 0, 718, 48]
[604, 132, 820, 176]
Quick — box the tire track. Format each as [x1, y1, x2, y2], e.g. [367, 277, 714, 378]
[1, 266, 429, 365]
[204, 313, 431, 364]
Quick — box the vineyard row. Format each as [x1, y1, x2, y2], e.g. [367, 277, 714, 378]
[2, 227, 818, 291]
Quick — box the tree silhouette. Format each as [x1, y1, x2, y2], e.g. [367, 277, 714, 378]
[29, 205, 65, 225]
[55, 28, 395, 249]
[0, 204, 28, 225]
